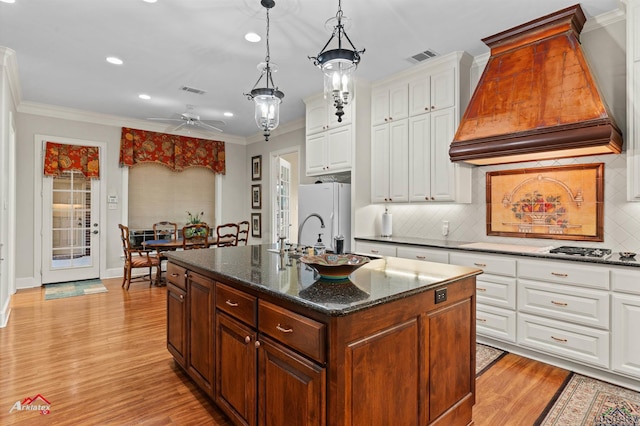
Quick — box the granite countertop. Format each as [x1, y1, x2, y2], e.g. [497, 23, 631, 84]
[166, 244, 481, 316]
[355, 236, 640, 268]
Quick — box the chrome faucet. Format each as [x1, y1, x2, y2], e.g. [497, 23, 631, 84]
[298, 213, 325, 246]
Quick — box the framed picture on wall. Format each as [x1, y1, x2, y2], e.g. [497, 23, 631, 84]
[252, 155, 262, 181]
[251, 184, 262, 209]
[251, 213, 262, 238]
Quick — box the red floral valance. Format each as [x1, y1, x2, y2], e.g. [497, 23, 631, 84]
[43, 142, 100, 179]
[119, 127, 225, 174]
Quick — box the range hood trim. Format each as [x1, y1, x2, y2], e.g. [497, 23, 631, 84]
[449, 4, 623, 165]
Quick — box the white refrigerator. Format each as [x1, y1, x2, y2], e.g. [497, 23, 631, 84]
[298, 182, 351, 253]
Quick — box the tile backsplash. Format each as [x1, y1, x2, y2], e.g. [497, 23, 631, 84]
[387, 154, 640, 252]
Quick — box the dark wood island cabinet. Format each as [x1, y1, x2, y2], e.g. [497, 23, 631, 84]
[166, 245, 481, 426]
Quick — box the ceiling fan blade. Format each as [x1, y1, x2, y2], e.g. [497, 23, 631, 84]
[196, 121, 223, 133]
[148, 117, 184, 123]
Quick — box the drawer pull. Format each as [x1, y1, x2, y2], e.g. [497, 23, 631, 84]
[276, 324, 293, 334]
[370, 250, 379, 254]
[551, 272, 568, 277]
[416, 255, 426, 260]
[170, 273, 179, 277]
[477, 287, 487, 292]
[244, 335, 251, 344]
[551, 336, 568, 343]
[474, 263, 487, 267]
[225, 300, 239, 307]
[551, 300, 568, 307]
[477, 318, 487, 323]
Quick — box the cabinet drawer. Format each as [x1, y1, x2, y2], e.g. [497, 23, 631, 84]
[258, 301, 326, 364]
[166, 263, 187, 290]
[476, 304, 516, 343]
[450, 252, 516, 277]
[216, 283, 257, 327]
[611, 268, 640, 295]
[396, 246, 449, 264]
[518, 279, 609, 329]
[518, 259, 609, 290]
[476, 275, 516, 310]
[354, 242, 397, 258]
[517, 313, 609, 368]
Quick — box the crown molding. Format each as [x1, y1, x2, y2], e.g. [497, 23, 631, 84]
[583, 6, 626, 32]
[1, 47, 21, 109]
[17, 101, 248, 145]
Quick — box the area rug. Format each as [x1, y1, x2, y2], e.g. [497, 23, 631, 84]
[535, 373, 640, 425]
[476, 343, 507, 377]
[44, 279, 107, 300]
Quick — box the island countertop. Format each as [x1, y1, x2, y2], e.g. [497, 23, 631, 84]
[166, 244, 482, 316]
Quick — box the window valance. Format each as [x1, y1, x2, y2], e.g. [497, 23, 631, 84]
[119, 127, 225, 174]
[43, 142, 100, 179]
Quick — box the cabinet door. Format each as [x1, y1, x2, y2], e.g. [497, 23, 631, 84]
[187, 272, 215, 396]
[371, 125, 390, 203]
[305, 98, 327, 135]
[612, 294, 640, 378]
[388, 83, 409, 121]
[258, 336, 326, 426]
[430, 108, 456, 201]
[216, 311, 257, 426]
[167, 283, 187, 367]
[371, 87, 390, 126]
[306, 132, 327, 176]
[408, 113, 431, 201]
[388, 119, 409, 202]
[430, 67, 455, 111]
[409, 75, 431, 116]
[326, 125, 352, 173]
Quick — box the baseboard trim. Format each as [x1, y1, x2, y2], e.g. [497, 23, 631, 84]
[16, 276, 38, 289]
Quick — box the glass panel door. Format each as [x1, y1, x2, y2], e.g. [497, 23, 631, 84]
[273, 157, 291, 242]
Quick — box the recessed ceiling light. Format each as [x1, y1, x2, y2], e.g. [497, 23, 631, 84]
[138, 94, 151, 100]
[106, 56, 123, 65]
[245, 32, 261, 43]
[0, 0, 16, 3]
[223, 112, 234, 117]
[142, 0, 157, 3]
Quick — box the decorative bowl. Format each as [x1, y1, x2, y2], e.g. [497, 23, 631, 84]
[619, 251, 637, 259]
[300, 254, 371, 280]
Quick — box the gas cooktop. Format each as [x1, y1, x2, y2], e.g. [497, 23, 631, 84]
[549, 246, 612, 259]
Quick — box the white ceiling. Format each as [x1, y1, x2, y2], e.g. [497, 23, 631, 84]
[0, 0, 623, 139]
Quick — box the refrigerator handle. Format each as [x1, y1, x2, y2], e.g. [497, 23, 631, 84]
[329, 212, 335, 250]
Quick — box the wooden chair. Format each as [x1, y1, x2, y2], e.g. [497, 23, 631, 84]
[182, 223, 211, 250]
[237, 221, 250, 246]
[216, 223, 239, 247]
[119, 224, 161, 290]
[153, 221, 178, 241]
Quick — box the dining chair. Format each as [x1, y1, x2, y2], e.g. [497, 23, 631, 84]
[182, 223, 211, 250]
[237, 221, 250, 246]
[216, 223, 239, 247]
[153, 221, 178, 241]
[119, 224, 161, 290]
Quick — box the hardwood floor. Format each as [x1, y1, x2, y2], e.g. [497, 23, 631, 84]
[0, 277, 569, 425]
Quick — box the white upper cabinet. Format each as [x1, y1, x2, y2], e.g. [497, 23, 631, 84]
[371, 51, 472, 204]
[628, 0, 640, 201]
[305, 95, 352, 136]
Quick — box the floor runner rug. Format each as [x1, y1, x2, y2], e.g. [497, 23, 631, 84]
[476, 343, 507, 377]
[535, 373, 640, 425]
[44, 279, 107, 300]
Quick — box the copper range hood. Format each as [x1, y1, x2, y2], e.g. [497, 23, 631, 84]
[449, 4, 623, 165]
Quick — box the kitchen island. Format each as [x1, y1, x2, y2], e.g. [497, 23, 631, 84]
[165, 245, 482, 426]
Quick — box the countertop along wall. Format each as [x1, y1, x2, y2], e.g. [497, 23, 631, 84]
[357, 15, 640, 254]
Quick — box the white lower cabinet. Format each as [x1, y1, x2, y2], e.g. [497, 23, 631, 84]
[477, 303, 516, 343]
[612, 293, 640, 379]
[353, 241, 397, 257]
[396, 246, 449, 264]
[517, 312, 610, 369]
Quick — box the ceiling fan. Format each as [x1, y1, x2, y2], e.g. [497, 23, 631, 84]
[148, 105, 225, 133]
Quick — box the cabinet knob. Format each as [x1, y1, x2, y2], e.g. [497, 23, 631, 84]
[425, 107, 429, 111]
[389, 117, 393, 120]
[179, 294, 184, 300]
[431, 106, 436, 110]
[384, 118, 388, 122]
[255, 340, 261, 348]
[225, 300, 239, 307]
[425, 196, 429, 200]
[245, 335, 251, 344]
[431, 197, 435, 200]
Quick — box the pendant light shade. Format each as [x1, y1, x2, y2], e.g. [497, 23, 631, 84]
[244, 0, 284, 141]
[309, 0, 364, 122]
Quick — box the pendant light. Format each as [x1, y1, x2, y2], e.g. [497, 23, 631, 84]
[244, 0, 284, 141]
[308, 0, 365, 122]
